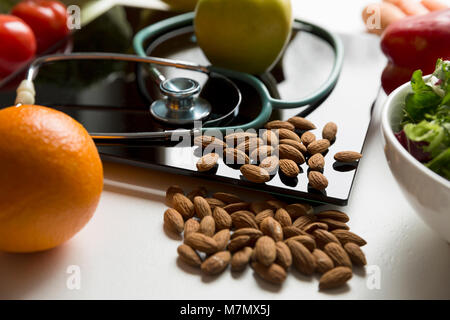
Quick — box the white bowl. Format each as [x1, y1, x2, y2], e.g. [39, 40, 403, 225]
[381, 78, 450, 243]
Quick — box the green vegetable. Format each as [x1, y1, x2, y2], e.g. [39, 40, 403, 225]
[426, 148, 450, 180]
[402, 59, 450, 180]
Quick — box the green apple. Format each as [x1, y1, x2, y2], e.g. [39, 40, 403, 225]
[194, 0, 292, 74]
[162, 0, 199, 12]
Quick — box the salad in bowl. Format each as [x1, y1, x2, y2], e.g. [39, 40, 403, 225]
[395, 59, 449, 180]
[382, 59, 450, 243]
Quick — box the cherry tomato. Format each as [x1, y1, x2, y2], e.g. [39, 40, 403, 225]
[0, 14, 37, 78]
[12, 0, 69, 54]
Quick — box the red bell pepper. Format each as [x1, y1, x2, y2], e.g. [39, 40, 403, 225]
[380, 9, 450, 94]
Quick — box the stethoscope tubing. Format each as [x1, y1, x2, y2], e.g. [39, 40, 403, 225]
[17, 13, 343, 142]
[133, 12, 344, 133]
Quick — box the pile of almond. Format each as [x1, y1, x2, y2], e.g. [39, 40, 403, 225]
[164, 185, 367, 290]
[194, 117, 363, 190]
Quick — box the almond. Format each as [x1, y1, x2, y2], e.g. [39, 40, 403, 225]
[240, 164, 270, 183]
[193, 196, 212, 219]
[165, 185, 184, 206]
[187, 186, 208, 201]
[307, 153, 325, 171]
[266, 200, 287, 210]
[279, 159, 300, 177]
[313, 249, 334, 274]
[201, 251, 231, 275]
[275, 241, 292, 269]
[288, 116, 316, 131]
[286, 235, 316, 252]
[265, 120, 295, 131]
[318, 218, 349, 231]
[212, 207, 232, 230]
[260, 217, 284, 242]
[308, 171, 328, 190]
[322, 122, 338, 141]
[231, 247, 253, 272]
[283, 226, 308, 238]
[237, 137, 264, 153]
[184, 232, 218, 254]
[331, 230, 367, 246]
[334, 151, 362, 162]
[213, 192, 241, 204]
[301, 131, 316, 146]
[279, 139, 307, 154]
[213, 229, 231, 251]
[307, 139, 330, 155]
[250, 145, 274, 162]
[344, 242, 367, 266]
[276, 128, 301, 142]
[255, 209, 274, 225]
[231, 228, 263, 242]
[292, 215, 316, 229]
[250, 201, 272, 214]
[228, 235, 252, 252]
[231, 210, 258, 229]
[252, 262, 287, 285]
[316, 210, 349, 222]
[163, 208, 185, 234]
[177, 244, 202, 267]
[274, 208, 292, 227]
[223, 202, 250, 213]
[313, 229, 340, 247]
[173, 193, 195, 219]
[324, 242, 352, 268]
[225, 131, 258, 146]
[255, 236, 277, 266]
[205, 197, 226, 209]
[303, 222, 328, 233]
[261, 130, 279, 146]
[200, 216, 215, 237]
[319, 267, 352, 290]
[194, 135, 226, 150]
[184, 218, 200, 237]
[224, 147, 250, 165]
[286, 203, 313, 219]
[196, 153, 219, 172]
[277, 144, 305, 164]
[287, 240, 316, 275]
[259, 156, 279, 174]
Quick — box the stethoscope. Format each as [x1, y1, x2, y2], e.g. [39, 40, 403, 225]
[15, 12, 343, 142]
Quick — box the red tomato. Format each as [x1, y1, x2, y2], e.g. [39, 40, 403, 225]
[0, 14, 36, 78]
[12, 0, 69, 54]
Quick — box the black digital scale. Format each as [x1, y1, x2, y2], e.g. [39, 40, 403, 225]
[0, 5, 386, 205]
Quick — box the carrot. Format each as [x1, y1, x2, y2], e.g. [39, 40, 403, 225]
[421, 0, 448, 11]
[362, 3, 407, 35]
[383, 0, 430, 15]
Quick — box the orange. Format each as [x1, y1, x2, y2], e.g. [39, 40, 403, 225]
[0, 105, 103, 252]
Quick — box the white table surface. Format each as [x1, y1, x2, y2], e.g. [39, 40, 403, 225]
[1, 0, 449, 300]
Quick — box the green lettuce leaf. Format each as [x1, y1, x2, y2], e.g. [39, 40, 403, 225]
[404, 70, 442, 122]
[404, 120, 445, 156]
[426, 148, 450, 180]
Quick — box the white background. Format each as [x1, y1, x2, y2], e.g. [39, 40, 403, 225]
[0, 0, 449, 299]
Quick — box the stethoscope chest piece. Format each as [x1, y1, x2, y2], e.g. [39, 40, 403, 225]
[150, 77, 212, 125]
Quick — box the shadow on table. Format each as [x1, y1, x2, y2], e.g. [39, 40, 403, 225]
[0, 245, 68, 299]
[102, 161, 165, 202]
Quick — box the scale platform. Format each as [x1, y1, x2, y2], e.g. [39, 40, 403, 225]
[0, 5, 386, 205]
